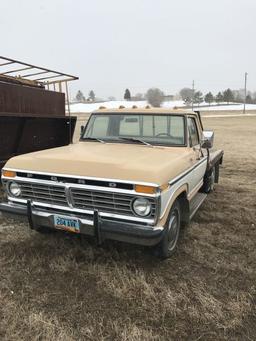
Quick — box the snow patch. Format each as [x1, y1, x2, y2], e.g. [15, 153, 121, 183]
[67, 100, 256, 113]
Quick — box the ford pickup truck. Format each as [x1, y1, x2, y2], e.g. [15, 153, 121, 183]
[0, 108, 223, 258]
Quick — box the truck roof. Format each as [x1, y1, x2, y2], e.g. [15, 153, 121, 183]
[92, 107, 196, 115]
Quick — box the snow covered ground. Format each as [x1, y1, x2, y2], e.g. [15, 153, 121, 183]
[195, 103, 256, 111]
[67, 100, 256, 113]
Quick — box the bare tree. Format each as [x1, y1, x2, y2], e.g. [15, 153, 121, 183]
[133, 93, 144, 101]
[179, 88, 194, 103]
[108, 96, 116, 101]
[233, 89, 246, 103]
[146, 88, 164, 107]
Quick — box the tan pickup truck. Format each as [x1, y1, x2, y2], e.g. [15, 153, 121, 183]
[0, 108, 223, 258]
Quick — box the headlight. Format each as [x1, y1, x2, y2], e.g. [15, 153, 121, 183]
[8, 182, 21, 197]
[132, 197, 151, 217]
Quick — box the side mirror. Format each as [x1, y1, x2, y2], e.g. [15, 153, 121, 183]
[80, 125, 85, 136]
[201, 130, 214, 149]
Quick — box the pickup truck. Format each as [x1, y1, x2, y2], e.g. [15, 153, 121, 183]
[0, 108, 223, 258]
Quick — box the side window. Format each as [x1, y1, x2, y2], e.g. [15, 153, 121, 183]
[187, 117, 199, 146]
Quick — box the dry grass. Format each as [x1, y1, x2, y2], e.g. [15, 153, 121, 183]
[0, 116, 256, 340]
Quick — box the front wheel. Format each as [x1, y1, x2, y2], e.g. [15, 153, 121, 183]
[156, 201, 181, 259]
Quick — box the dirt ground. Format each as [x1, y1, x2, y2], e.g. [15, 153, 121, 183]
[0, 115, 255, 340]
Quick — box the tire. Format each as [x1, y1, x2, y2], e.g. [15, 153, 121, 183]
[202, 166, 215, 194]
[156, 201, 181, 259]
[215, 162, 220, 183]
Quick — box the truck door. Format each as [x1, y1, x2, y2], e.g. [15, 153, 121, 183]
[187, 116, 207, 193]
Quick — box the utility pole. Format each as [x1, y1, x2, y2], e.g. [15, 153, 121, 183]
[243, 72, 248, 114]
[192, 80, 195, 111]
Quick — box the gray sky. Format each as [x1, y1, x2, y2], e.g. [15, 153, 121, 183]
[0, 0, 255, 99]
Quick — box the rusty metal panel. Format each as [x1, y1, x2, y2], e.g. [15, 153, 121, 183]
[0, 117, 22, 164]
[0, 81, 65, 116]
[0, 116, 76, 169]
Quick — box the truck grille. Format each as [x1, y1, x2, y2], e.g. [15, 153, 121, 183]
[14, 181, 156, 219]
[19, 182, 67, 206]
[70, 188, 156, 218]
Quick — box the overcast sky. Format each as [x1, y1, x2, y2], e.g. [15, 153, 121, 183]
[0, 0, 255, 99]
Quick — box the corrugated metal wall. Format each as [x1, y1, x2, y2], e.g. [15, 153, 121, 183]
[0, 81, 65, 116]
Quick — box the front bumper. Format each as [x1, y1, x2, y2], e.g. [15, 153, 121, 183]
[0, 201, 164, 246]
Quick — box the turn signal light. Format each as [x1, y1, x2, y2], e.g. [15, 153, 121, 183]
[2, 170, 16, 178]
[135, 185, 157, 194]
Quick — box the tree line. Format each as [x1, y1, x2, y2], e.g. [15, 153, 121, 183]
[74, 88, 164, 107]
[75, 90, 96, 102]
[179, 87, 256, 106]
[74, 87, 256, 108]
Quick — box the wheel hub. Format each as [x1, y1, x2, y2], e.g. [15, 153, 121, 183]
[167, 211, 179, 251]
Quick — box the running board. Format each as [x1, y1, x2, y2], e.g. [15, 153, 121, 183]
[189, 193, 207, 220]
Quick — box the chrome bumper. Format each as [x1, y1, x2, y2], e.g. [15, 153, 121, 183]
[0, 201, 164, 246]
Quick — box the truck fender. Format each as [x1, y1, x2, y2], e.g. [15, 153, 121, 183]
[159, 184, 189, 227]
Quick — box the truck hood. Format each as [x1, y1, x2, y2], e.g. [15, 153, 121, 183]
[6, 142, 192, 185]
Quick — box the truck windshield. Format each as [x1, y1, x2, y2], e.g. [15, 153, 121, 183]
[81, 114, 185, 146]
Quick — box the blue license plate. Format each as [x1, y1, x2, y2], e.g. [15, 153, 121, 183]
[54, 215, 80, 233]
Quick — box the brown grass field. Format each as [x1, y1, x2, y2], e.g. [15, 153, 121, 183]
[0, 115, 255, 340]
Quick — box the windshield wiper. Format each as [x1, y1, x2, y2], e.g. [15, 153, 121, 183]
[82, 137, 105, 143]
[119, 137, 153, 147]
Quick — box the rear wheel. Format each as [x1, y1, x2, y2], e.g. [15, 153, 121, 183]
[157, 201, 181, 259]
[202, 166, 216, 194]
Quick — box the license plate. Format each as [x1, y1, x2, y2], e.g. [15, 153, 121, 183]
[53, 215, 80, 233]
